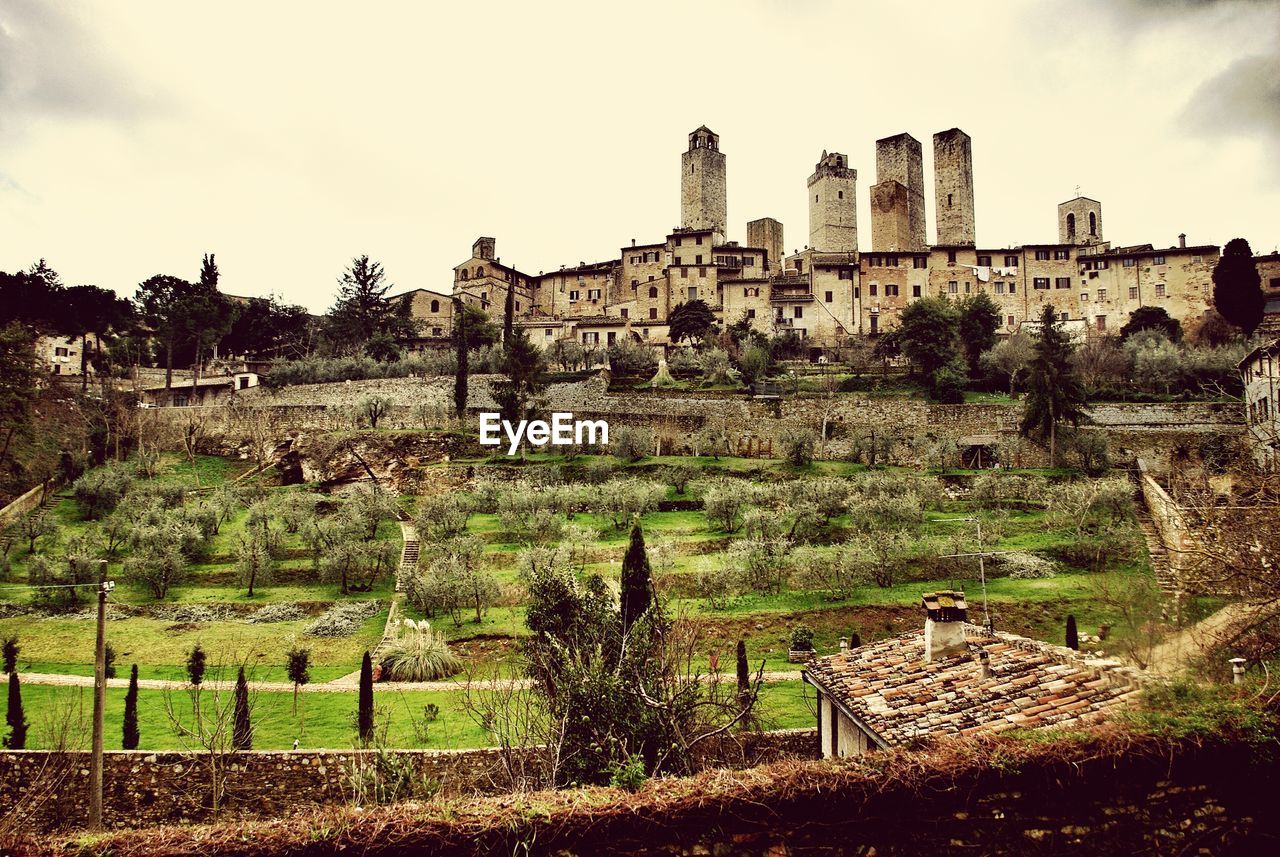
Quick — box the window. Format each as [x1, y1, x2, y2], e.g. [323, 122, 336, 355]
[869, 284, 878, 297]
[430, 299, 440, 313]
[1034, 277, 1049, 290]
[569, 290, 580, 301]
[1096, 315, 1106, 331]
[869, 315, 878, 334]
[1035, 250, 1051, 261]
[947, 250, 957, 265]
[649, 308, 657, 319]
[1081, 292, 1089, 302]
[1089, 212, 1097, 236]
[1097, 289, 1107, 301]
[1153, 255, 1165, 265]
[699, 266, 707, 277]
[1055, 277, 1071, 289]
[1066, 212, 1076, 238]
[1129, 287, 1138, 300]
[1004, 255, 1018, 267]
[588, 288, 601, 300]
[1155, 283, 1166, 298]
[912, 284, 921, 298]
[1054, 250, 1070, 260]
[838, 268, 853, 280]
[1123, 258, 1136, 268]
[977, 255, 992, 267]
[746, 309, 756, 319]
[948, 281, 958, 294]
[545, 328, 554, 338]
[1008, 283, 1016, 293]
[838, 190, 844, 199]
[854, 287, 861, 299]
[54, 347, 68, 357]
[994, 282, 1005, 295]
[886, 284, 900, 297]
[620, 308, 628, 318]
[515, 302, 521, 311]
[744, 256, 754, 267]
[582, 331, 599, 344]
[695, 255, 703, 266]
[432, 327, 442, 337]
[794, 306, 804, 319]
[673, 256, 682, 266]
[648, 286, 658, 298]
[1007, 315, 1015, 327]
[696, 235, 703, 245]
[476, 267, 485, 277]
[688, 287, 698, 301]
[825, 291, 833, 302]
[914, 256, 927, 269]
[607, 332, 616, 345]
[632, 279, 639, 287]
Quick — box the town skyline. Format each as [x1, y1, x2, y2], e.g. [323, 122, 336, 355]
[2, 0, 1278, 314]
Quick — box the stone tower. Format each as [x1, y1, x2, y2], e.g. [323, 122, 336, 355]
[807, 151, 857, 253]
[933, 128, 975, 246]
[747, 217, 784, 274]
[1058, 196, 1103, 245]
[472, 237, 496, 260]
[681, 126, 727, 240]
[870, 133, 926, 251]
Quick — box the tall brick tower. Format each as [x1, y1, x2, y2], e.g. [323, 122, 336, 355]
[681, 126, 727, 240]
[933, 128, 975, 246]
[747, 217, 784, 274]
[1058, 196, 1104, 245]
[807, 151, 857, 253]
[870, 133, 926, 251]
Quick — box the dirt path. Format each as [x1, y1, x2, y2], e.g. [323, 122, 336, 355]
[1146, 602, 1269, 676]
[2, 669, 805, 695]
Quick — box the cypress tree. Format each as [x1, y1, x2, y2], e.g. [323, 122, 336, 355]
[1066, 614, 1079, 651]
[186, 643, 206, 686]
[736, 639, 751, 710]
[2, 637, 18, 674]
[850, 631, 862, 649]
[1212, 238, 1264, 336]
[122, 664, 140, 750]
[357, 651, 374, 745]
[1020, 304, 1088, 464]
[620, 520, 653, 634]
[104, 643, 117, 680]
[452, 296, 468, 420]
[232, 666, 252, 751]
[4, 672, 28, 749]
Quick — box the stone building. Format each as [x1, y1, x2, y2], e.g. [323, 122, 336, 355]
[803, 591, 1142, 758]
[1239, 338, 1279, 471]
[391, 126, 1262, 356]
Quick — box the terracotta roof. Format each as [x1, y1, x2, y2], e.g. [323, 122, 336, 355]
[804, 624, 1143, 748]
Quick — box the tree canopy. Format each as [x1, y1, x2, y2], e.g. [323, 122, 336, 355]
[1119, 306, 1182, 343]
[1020, 304, 1088, 463]
[324, 256, 414, 359]
[668, 299, 716, 345]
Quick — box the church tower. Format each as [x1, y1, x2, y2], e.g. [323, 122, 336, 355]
[681, 126, 727, 240]
[1058, 196, 1103, 245]
[808, 151, 857, 253]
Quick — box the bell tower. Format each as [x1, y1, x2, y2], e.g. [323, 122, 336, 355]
[680, 126, 727, 241]
[808, 151, 857, 253]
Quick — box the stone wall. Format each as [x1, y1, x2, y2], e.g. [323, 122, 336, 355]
[0, 481, 52, 532]
[0, 729, 816, 832]
[143, 374, 1244, 470]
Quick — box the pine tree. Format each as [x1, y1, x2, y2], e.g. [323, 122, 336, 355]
[1066, 614, 1079, 651]
[620, 521, 653, 634]
[325, 256, 411, 359]
[232, 666, 252, 751]
[1212, 238, 1264, 336]
[453, 296, 468, 420]
[4, 671, 27, 749]
[1020, 304, 1088, 464]
[122, 664, 140, 750]
[357, 651, 374, 745]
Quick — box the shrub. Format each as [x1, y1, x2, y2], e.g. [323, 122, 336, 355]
[779, 427, 816, 467]
[790, 624, 815, 651]
[611, 426, 652, 463]
[663, 463, 698, 495]
[970, 472, 1048, 508]
[997, 551, 1059, 579]
[72, 463, 134, 520]
[378, 620, 462, 681]
[703, 482, 747, 533]
[607, 340, 657, 377]
[699, 349, 734, 386]
[305, 601, 382, 637]
[246, 602, 306, 624]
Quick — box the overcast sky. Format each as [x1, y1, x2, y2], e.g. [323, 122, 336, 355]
[2, 0, 1277, 313]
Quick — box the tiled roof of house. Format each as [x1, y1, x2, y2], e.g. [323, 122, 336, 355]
[804, 624, 1144, 748]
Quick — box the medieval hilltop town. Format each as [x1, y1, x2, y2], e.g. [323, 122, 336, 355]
[2, 117, 1280, 854]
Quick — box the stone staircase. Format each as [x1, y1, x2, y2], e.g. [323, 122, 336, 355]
[1129, 476, 1180, 595]
[369, 521, 419, 664]
[1, 491, 67, 556]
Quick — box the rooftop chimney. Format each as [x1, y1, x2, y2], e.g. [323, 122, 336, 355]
[839, 636, 849, 653]
[1179, 233, 1187, 249]
[978, 649, 991, 679]
[922, 590, 968, 663]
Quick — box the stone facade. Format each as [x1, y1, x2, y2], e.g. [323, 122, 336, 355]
[746, 216, 784, 274]
[680, 126, 726, 240]
[872, 132, 927, 251]
[807, 151, 857, 253]
[1059, 195, 1105, 246]
[933, 128, 976, 247]
[1239, 338, 1279, 470]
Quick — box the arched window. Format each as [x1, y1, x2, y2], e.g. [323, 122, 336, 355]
[460, 270, 469, 281]
[1088, 212, 1097, 236]
[1066, 212, 1076, 238]
[648, 286, 659, 298]
[430, 299, 439, 313]
[476, 266, 485, 278]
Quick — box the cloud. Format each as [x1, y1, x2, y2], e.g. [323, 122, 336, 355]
[0, 1, 154, 128]
[1181, 53, 1280, 143]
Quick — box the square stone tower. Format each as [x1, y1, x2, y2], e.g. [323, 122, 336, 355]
[933, 128, 976, 246]
[747, 217, 785, 274]
[870, 133, 926, 251]
[807, 151, 857, 253]
[1058, 196, 1104, 245]
[681, 126, 727, 241]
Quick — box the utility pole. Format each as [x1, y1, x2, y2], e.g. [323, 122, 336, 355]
[89, 560, 114, 831]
